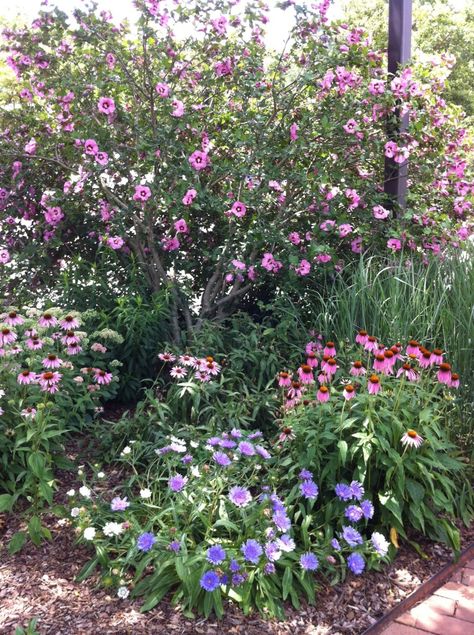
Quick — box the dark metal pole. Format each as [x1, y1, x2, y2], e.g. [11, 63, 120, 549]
[384, 0, 412, 211]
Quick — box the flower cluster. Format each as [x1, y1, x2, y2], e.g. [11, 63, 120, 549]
[277, 331, 461, 450]
[158, 352, 221, 383]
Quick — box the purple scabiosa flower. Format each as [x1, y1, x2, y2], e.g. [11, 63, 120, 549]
[111, 496, 129, 511]
[360, 499, 374, 519]
[335, 483, 352, 501]
[232, 573, 245, 586]
[264, 541, 282, 562]
[230, 428, 242, 438]
[213, 451, 232, 467]
[137, 532, 156, 552]
[300, 480, 319, 500]
[168, 474, 188, 492]
[238, 441, 255, 456]
[229, 559, 240, 573]
[264, 562, 276, 575]
[277, 534, 296, 552]
[371, 532, 389, 557]
[207, 436, 221, 446]
[168, 540, 181, 553]
[241, 539, 263, 564]
[248, 430, 263, 440]
[331, 538, 341, 551]
[228, 486, 252, 507]
[299, 552, 319, 571]
[345, 505, 364, 523]
[299, 469, 313, 480]
[200, 571, 220, 592]
[272, 511, 291, 532]
[181, 454, 193, 464]
[349, 481, 365, 501]
[342, 526, 363, 547]
[255, 445, 271, 459]
[220, 439, 236, 449]
[207, 544, 226, 565]
[270, 494, 286, 512]
[347, 552, 365, 575]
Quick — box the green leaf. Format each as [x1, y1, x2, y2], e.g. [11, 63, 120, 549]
[0, 493, 13, 512]
[28, 516, 42, 546]
[76, 557, 99, 582]
[337, 440, 348, 465]
[282, 567, 293, 600]
[8, 531, 27, 554]
[406, 479, 425, 505]
[28, 452, 46, 478]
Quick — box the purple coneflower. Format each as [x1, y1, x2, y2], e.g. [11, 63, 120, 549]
[449, 373, 460, 389]
[297, 364, 314, 385]
[323, 341, 336, 357]
[367, 374, 381, 395]
[17, 370, 36, 385]
[306, 352, 319, 368]
[364, 335, 378, 351]
[278, 372, 292, 387]
[397, 363, 419, 382]
[317, 385, 330, 403]
[60, 315, 80, 330]
[343, 384, 356, 400]
[93, 369, 113, 385]
[43, 354, 62, 369]
[350, 360, 366, 377]
[355, 330, 368, 345]
[158, 352, 176, 362]
[406, 339, 420, 356]
[0, 328, 17, 346]
[170, 365, 187, 379]
[437, 362, 452, 385]
[38, 312, 57, 328]
[401, 429, 423, 448]
[4, 311, 24, 326]
[430, 348, 443, 365]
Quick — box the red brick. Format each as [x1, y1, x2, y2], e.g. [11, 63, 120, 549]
[396, 612, 417, 626]
[434, 582, 474, 602]
[381, 624, 429, 635]
[462, 570, 474, 586]
[456, 598, 474, 623]
[411, 595, 456, 618]
[413, 612, 474, 635]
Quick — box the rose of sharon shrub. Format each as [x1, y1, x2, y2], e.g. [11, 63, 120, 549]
[69, 430, 390, 618]
[0, 306, 120, 522]
[0, 0, 472, 338]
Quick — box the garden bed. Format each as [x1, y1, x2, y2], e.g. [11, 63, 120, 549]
[1, 464, 472, 635]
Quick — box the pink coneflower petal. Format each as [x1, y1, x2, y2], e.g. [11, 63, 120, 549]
[17, 370, 37, 385]
[60, 315, 80, 330]
[42, 354, 63, 369]
[437, 363, 452, 385]
[26, 337, 44, 350]
[406, 340, 420, 357]
[317, 386, 330, 403]
[297, 365, 314, 385]
[350, 361, 366, 377]
[0, 328, 17, 346]
[401, 429, 423, 448]
[38, 313, 58, 328]
[449, 373, 460, 389]
[159, 352, 176, 362]
[323, 342, 336, 357]
[342, 385, 356, 400]
[367, 374, 381, 395]
[4, 311, 24, 326]
[170, 365, 187, 379]
[278, 372, 292, 387]
[93, 369, 113, 385]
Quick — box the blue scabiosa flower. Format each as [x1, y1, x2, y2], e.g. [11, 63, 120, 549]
[230, 428, 243, 438]
[200, 570, 220, 592]
[272, 511, 291, 532]
[241, 539, 263, 564]
[232, 573, 245, 586]
[270, 494, 286, 512]
[264, 562, 276, 575]
[342, 526, 363, 547]
[349, 480, 365, 501]
[255, 445, 271, 459]
[248, 430, 263, 440]
[299, 552, 319, 571]
[207, 544, 226, 565]
[347, 552, 365, 575]
[212, 451, 232, 467]
[181, 454, 193, 464]
[168, 474, 188, 492]
[344, 505, 364, 522]
[299, 469, 313, 480]
[228, 486, 252, 507]
[300, 479, 319, 500]
[137, 532, 156, 552]
[331, 538, 341, 551]
[360, 499, 374, 519]
[335, 483, 352, 501]
[229, 559, 240, 573]
[168, 540, 181, 553]
[220, 439, 236, 449]
[371, 532, 389, 557]
[238, 441, 255, 456]
[207, 436, 221, 446]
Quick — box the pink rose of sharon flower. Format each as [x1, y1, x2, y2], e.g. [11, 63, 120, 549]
[84, 139, 98, 155]
[107, 236, 124, 250]
[174, 219, 188, 233]
[133, 185, 152, 202]
[387, 238, 402, 252]
[343, 119, 358, 134]
[188, 150, 209, 171]
[171, 99, 184, 117]
[155, 82, 170, 98]
[0, 249, 10, 264]
[230, 201, 246, 218]
[373, 205, 390, 220]
[182, 189, 197, 205]
[290, 123, 298, 141]
[97, 96, 115, 114]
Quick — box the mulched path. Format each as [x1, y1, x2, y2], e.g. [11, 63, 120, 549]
[1, 505, 472, 635]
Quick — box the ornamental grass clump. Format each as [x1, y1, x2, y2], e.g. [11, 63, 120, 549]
[69, 429, 391, 619]
[276, 331, 473, 552]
